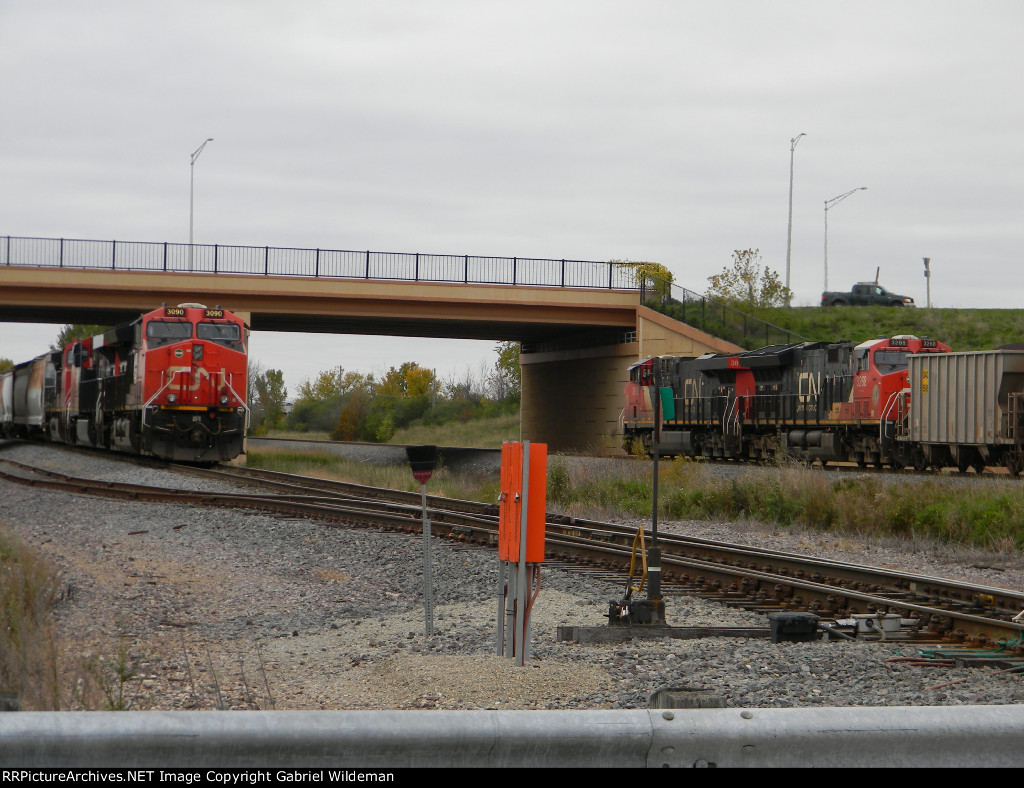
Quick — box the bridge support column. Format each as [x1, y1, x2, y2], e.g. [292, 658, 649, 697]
[521, 342, 638, 455]
[520, 308, 742, 455]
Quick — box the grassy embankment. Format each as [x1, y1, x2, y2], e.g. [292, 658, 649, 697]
[756, 306, 1024, 351]
[0, 527, 154, 711]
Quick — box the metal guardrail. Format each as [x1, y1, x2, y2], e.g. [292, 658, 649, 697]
[1, 235, 803, 350]
[3, 707, 1024, 768]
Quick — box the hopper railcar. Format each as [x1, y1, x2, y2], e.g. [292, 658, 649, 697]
[0, 303, 248, 462]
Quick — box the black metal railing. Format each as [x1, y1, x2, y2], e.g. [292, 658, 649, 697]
[1, 234, 803, 349]
[639, 276, 805, 349]
[0, 235, 639, 289]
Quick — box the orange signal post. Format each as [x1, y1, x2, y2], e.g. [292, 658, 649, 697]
[497, 440, 547, 666]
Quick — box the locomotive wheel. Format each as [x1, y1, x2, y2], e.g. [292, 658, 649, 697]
[854, 452, 867, 469]
[972, 460, 986, 474]
[1005, 452, 1024, 477]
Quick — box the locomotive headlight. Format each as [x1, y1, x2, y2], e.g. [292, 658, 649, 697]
[220, 394, 230, 405]
[167, 393, 178, 403]
[192, 344, 204, 360]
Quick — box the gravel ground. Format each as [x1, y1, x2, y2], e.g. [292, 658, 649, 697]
[2, 440, 1024, 712]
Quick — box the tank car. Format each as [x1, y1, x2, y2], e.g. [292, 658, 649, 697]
[2, 303, 249, 463]
[621, 335, 952, 468]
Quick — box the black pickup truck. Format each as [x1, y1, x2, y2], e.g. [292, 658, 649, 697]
[820, 283, 915, 307]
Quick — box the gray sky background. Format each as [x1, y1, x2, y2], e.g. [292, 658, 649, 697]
[2, 1, 1022, 394]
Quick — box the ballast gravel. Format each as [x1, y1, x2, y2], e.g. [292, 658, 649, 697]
[1, 440, 1023, 712]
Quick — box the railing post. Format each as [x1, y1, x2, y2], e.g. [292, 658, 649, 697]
[315, 248, 320, 278]
[608, 262, 613, 288]
[464, 254, 469, 284]
[4, 235, 8, 265]
[365, 250, 370, 279]
[214, 244, 219, 273]
[264, 246, 269, 275]
[415, 253, 420, 281]
[163, 242, 167, 271]
[561, 260, 565, 287]
[112, 240, 116, 269]
[60, 238, 64, 268]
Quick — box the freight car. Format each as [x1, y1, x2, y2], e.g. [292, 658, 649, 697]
[0, 303, 248, 462]
[620, 335, 975, 471]
[901, 348, 1024, 475]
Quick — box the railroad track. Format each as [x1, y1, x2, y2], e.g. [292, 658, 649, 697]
[4, 448, 1024, 651]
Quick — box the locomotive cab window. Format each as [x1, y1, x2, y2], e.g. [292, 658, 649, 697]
[196, 322, 243, 351]
[146, 320, 193, 347]
[873, 350, 909, 374]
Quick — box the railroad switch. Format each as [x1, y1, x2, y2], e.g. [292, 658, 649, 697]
[607, 598, 665, 626]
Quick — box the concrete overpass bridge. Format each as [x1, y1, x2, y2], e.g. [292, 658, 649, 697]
[0, 235, 745, 454]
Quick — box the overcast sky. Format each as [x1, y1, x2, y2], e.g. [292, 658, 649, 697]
[2, 1, 1021, 394]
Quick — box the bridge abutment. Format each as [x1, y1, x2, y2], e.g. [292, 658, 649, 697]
[520, 307, 742, 455]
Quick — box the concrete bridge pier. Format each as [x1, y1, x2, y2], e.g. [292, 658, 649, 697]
[520, 307, 742, 455]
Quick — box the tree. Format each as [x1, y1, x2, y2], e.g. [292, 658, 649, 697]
[611, 259, 674, 298]
[249, 363, 288, 434]
[377, 362, 435, 399]
[706, 249, 791, 308]
[490, 341, 521, 402]
[50, 324, 109, 352]
[0, 358, 12, 373]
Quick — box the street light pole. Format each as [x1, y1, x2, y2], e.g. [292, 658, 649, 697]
[785, 133, 806, 307]
[189, 138, 214, 272]
[823, 186, 867, 292]
[923, 257, 931, 308]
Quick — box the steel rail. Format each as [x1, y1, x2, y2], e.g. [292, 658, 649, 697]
[4, 455, 1023, 645]
[177, 462, 1024, 622]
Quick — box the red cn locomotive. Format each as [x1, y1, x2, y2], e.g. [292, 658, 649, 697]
[621, 335, 952, 469]
[1, 303, 248, 462]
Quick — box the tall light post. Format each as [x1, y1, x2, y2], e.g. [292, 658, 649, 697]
[823, 186, 867, 292]
[785, 132, 806, 307]
[189, 138, 214, 272]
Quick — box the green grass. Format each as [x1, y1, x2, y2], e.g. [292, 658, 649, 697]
[264, 413, 521, 449]
[751, 306, 1024, 351]
[389, 413, 520, 448]
[244, 449, 500, 503]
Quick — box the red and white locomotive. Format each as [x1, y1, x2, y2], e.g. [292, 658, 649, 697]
[0, 303, 248, 462]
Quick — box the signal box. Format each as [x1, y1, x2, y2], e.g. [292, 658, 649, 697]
[498, 441, 547, 563]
